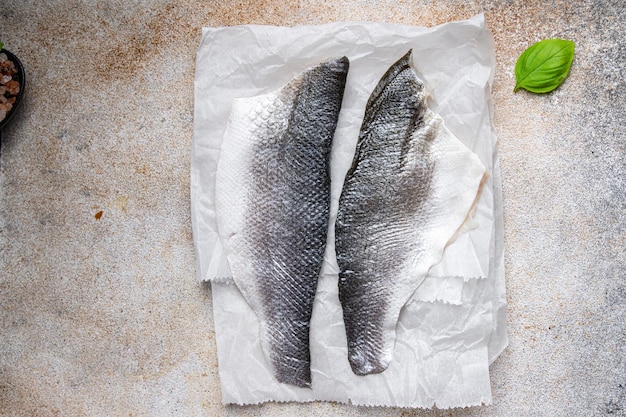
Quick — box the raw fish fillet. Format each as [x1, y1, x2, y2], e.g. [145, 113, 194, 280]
[335, 51, 486, 376]
[215, 57, 349, 387]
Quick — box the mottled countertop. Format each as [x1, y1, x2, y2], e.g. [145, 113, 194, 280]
[0, 1, 623, 416]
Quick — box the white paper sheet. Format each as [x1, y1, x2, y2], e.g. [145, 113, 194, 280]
[191, 14, 507, 408]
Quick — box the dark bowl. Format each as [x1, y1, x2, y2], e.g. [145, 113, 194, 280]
[0, 48, 26, 131]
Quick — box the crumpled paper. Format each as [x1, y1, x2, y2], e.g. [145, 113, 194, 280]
[191, 14, 507, 408]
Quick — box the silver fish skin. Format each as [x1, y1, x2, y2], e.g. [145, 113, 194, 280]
[215, 57, 349, 388]
[335, 50, 486, 376]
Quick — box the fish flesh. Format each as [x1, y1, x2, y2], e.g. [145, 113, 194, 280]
[214, 57, 349, 387]
[336, 51, 485, 376]
[335, 51, 486, 375]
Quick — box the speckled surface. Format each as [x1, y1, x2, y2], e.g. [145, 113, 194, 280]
[0, 1, 623, 416]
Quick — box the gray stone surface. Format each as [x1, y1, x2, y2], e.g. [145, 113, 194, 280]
[0, 1, 623, 416]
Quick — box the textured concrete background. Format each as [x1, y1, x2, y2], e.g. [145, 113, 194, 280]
[0, 1, 623, 416]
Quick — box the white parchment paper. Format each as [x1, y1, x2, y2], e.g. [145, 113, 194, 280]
[191, 14, 507, 408]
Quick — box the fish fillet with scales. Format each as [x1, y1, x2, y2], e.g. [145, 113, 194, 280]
[335, 50, 486, 376]
[215, 57, 349, 388]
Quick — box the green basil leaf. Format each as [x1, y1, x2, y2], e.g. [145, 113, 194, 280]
[514, 39, 575, 93]
[0, 42, 3, 51]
